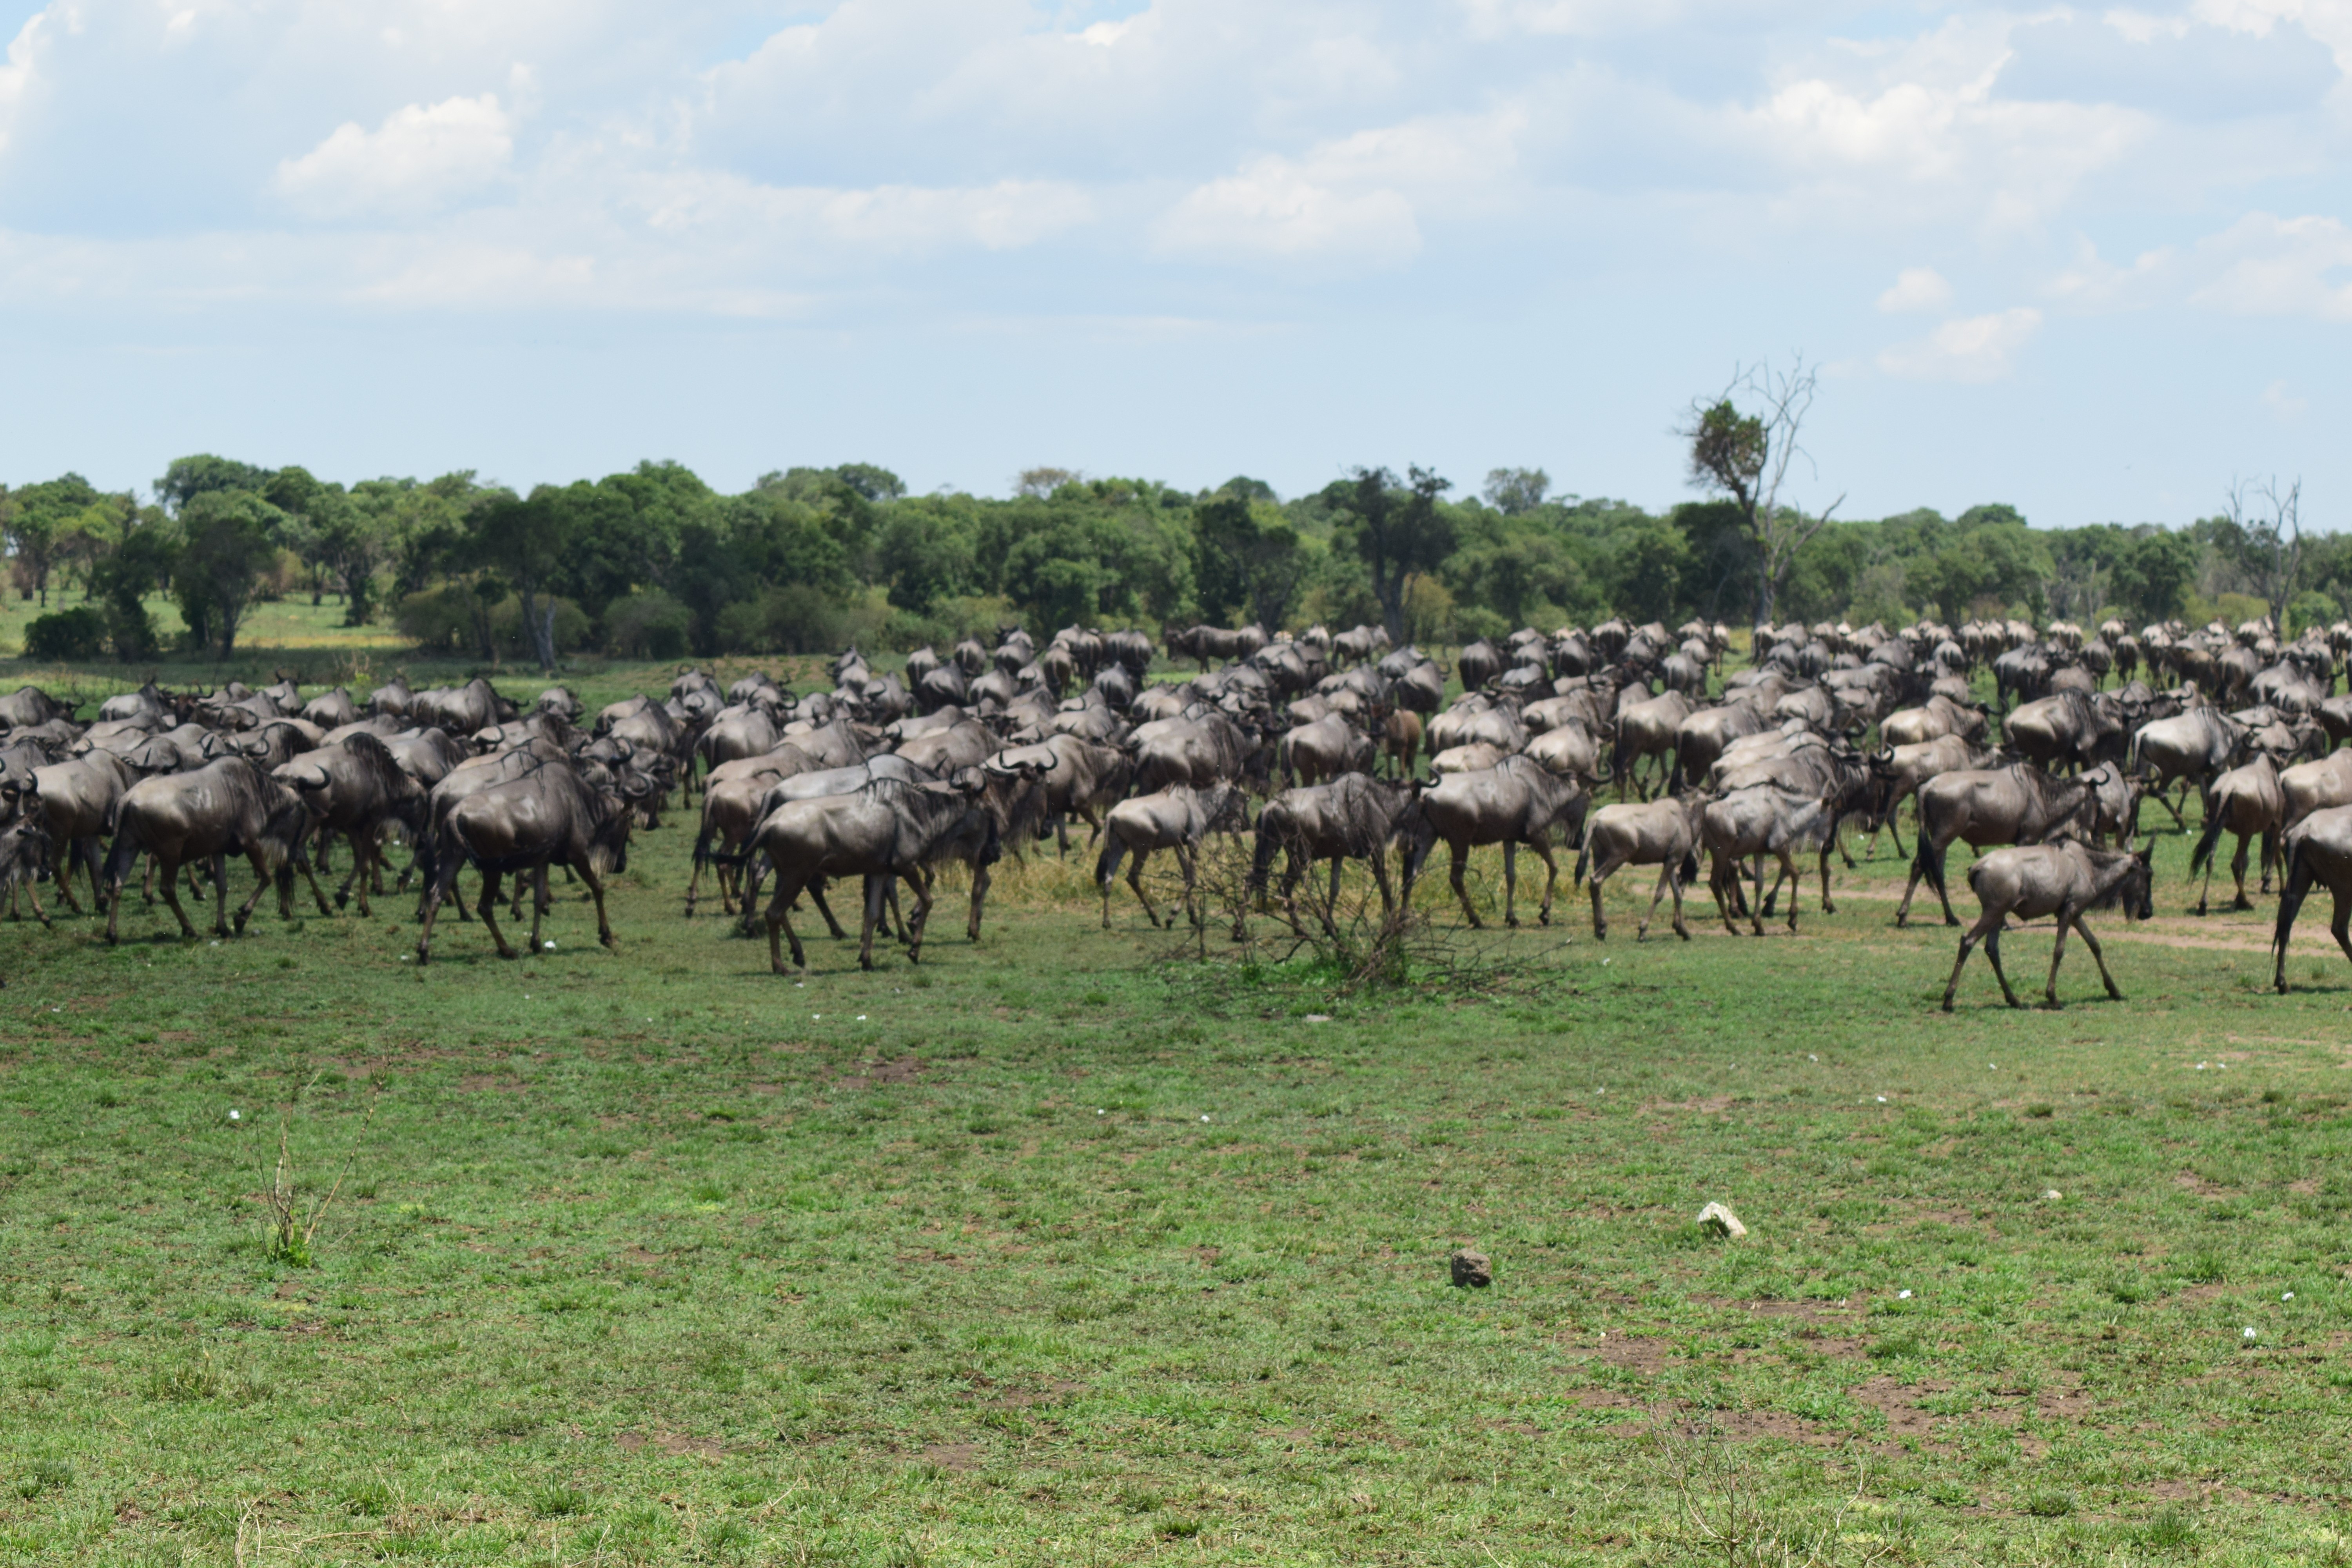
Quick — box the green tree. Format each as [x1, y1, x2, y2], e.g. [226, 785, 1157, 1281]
[1482, 467, 1550, 516]
[156, 454, 272, 514]
[471, 490, 572, 671]
[92, 514, 177, 661]
[1194, 494, 1308, 628]
[174, 491, 281, 657]
[5, 473, 104, 605]
[1325, 466, 1455, 644]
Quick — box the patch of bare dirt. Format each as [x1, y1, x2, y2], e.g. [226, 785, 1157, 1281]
[1585, 1336, 1677, 1373]
[615, 1431, 725, 1457]
[834, 1055, 926, 1091]
[1850, 1376, 1949, 1448]
[920, 1442, 979, 1472]
[2176, 1171, 2234, 1197]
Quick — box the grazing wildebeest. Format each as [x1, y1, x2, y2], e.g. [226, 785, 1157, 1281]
[1896, 765, 2096, 927]
[1940, 841, 2153, 1010]
[2272, 805, 2352, 991]
[415, 754, 633, 964]
[102, 758, 327, 943]
[1247, 773, 1421, 934]
[1407, 755, 1590, 928]
[2190, 753, 2286, 914]
[1577, 794, 1706, 941]
[754, 775, 998, 971]
[1702, 785, 1835, 936]
[1096, 782, 1245, 930]
[274, 734, 428, 916]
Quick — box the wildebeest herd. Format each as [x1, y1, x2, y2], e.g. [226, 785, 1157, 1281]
[6, 609, 2352, 1008]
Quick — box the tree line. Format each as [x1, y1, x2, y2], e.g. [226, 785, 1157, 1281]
[3, 448, 2345, 669]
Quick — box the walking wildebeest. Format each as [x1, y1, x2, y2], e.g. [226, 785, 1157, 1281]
[5, 751, 135, 918]
[1096, 782, 1245, 930]
[1577, 794, 1706, 941]
[1940, 841, 2153, 1010]
[2189, 752, 2286, 914]
[1247, 773, 1421, 935]
[1406, 756, 1589, 929]
[2127, 707, 2245, 831]
[415, 753, 633, 964]
[2272, 804, 2352, 992]
[1702, 785, 1836, 936]
[1278, 712, 1377, 788]
[274, 734, 428, 917]
[102, 758, 327, 942]
[1896, 765, 2096, 928]
[753, 775, 999, 971]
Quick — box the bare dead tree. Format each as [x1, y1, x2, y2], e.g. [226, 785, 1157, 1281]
[2228, 475, 2303, 635]
[1681, 356, 1844, 626]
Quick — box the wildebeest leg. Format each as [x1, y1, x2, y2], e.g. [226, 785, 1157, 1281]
[1448, 842, 1481, 929]
[2152, 780, 2186, 830]
[2229, 833, 2253, 911]
[475, 869, 518, 959]
[1098, 839, 1123, 928]
[154, 853, 197, 940]
[525, 864, 549, 954]
[857, 872, 886, 969]
[2259, 828, 2279, 895]
[2073, 916, 2123, 1001]
[1637, 862, 1675, 941]
[2194, 840, 2216, 917]
[1526, 841, 1559, 926]
[906, 866, 938, 961]
[290, 844, 332, 918]
[1816, 838, 1837, 915]
[1318, 855, 1341, 936]
[806, 877, 851, 940]
[1369, 842, 1397, 916]
[53, 851, 85, 916]
[1668, 854, 1691, 940]
[208, 853, 235, 937]
[1978, 923, 2025, 1008]
[1711, 853, 1742, 936]
[1501, 842, 1524, 926]
[764, 873, 808, 972]
[2041, 913, 2075, 1007]
[18, 873, 51, 929]
[967, 859, 989, 942]
[2331, 892, 2352, 969]
[1179, 844, 1203, 929]
[1588, 858, 1619, 940]
[1940, 905, 2004, 1009]
[1777, 851, 1804, 932]
[1127, 848, 1162, 928]
[140, 856, 158, 908]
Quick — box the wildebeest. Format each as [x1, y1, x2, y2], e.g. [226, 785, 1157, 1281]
[1523, 719, 1600, 782]
[1132, 708, 1261, 793]
[2002, 690, 2125, 775]
[1867, 737, 2000, 858]
[1880, 693, 1987, 749]
[2128, 707, 2245, 831]
[6, 751, 135, 918]
[1407, 757, 1589, 929]
[984, 733, 1132, 853]
[0, 686, 76, 730]
[1611, 690, 1694, 799]
[1247, 773, 1421, 935]
[274, 734, 428, 917]
[1278, 712, 1377, 788]
[415, 752, 633, 964]
[1577, 794, 1706, 941]
[1940, 842, 2153, 1010]
[2188, 753, 2286, 914]
[1896, 765, 2096, 927]
[2282, 748, 2352, 829]
[1702, 785, 1835, 936]
[1096, 782, 1244, 929]
[753, 775, 999, 970]
[102, 757, 327, 942]
[2272, 804, 2352, 991]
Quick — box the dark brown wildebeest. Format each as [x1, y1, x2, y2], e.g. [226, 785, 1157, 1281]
[1456, 639, 1502, 693]
[1577, 794, 1706, 941]
[102, 757, 327, 942]
[1279, 712, 1376, 787]
[2189, 752, 2286, 914]
[415, 753, 633, 964]
[1941, 841, 2153, 1010]
[1247, 773, 1420, 934]
[237, 719, 327, 770]
[753, 775, 999, 971]
[1096, 782, 1245, 929]
[5, 751, 135, 919]
[2128, 707, 2245, 831]
[381, 728, 470, 790]
[2272, 804, 2352, 991]
[274, 734, 428, 917]
[1896, 764, 2096, 927]
[412, 677, 516, 736]
[1702, 784, 1835, 936]
[1407, 755, 1590, 929]
[684, 744, 828, 916]
[1381, 708, 1423, 779]
[984, 734, 1132, 852]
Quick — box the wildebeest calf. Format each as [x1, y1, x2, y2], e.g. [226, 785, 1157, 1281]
[1940, 840, 2153, 1010]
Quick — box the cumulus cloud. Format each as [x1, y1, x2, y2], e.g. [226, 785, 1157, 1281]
[1878, 266, 1953, 312]
[2187, 210, 2352, 319]
[273, 94, 514, 220]
[1154, 155, 1421, 263]
[1877, 307, 2043, 382]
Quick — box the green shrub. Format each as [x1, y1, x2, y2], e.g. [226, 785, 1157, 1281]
[23, 606, 107, 660]
[604, 589, 690, 659]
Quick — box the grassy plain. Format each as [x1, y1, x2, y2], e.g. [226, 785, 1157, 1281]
[0, 633, 2349, 1564]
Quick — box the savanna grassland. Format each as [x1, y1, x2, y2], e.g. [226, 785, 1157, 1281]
[0, 628, 2348, 1566]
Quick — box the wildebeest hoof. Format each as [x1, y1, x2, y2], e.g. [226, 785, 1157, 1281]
[1505, 915, 1519, 928]
[1940, 998, 1955, 1012]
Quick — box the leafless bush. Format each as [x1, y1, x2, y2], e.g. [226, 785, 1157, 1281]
[1648, 1419, 1891, 1568]
[260, 1077, 376, 1268]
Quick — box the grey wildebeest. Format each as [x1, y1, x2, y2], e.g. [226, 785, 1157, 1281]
[415, 753, 633, 964]
[1868, 737, 2000, 858]
[2281, 748, 2352, 829]
[273, 734, 427, 916]
[1940, 841, 2154, 1010]
[1896, 765, 2096, 927]
[102, 757, 327, 942]
[6, 750, 136, 919]
[1096, 782, 1245, 930]
[984, 733, 1131, 853]
[1247, 773, 1421, 935]
[1610, 690, 1693, 799]
[753, 775, 999, 971]
[1278, 712, 1377, 787]
[1577, 794, 1706, 941]
[2272, 804, 2352, 991]
[1702, 785, 1836, 936]
[1407, 756, 1590, 928]
[2127, 706, 2245, 831]
[2189, 752, 2287, 913]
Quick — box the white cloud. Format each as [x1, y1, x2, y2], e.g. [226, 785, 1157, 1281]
[2262, 377, 2308, 418]
[2187, 210, 2352, 319]
[272, 94, 514, 220]
[1154, 155, 1421, 263]
[1878, 307, 2043, 381]
[633, 171, 1096, 254]
[1878, 266, 1953, 312]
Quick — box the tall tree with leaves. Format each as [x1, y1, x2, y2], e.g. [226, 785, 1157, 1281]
[1325, 465, 1455, 644]
[174, 491, 281, 657]
[1681, 357, 1842, 624]
[471, 489, 570, 671]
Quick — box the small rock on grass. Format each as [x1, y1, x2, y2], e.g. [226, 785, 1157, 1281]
[1450, 1249, 1492, 1288]
[1697, 1202, 1748, 1239]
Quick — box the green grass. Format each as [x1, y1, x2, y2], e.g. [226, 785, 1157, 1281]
[1, 661, 2351, 1563]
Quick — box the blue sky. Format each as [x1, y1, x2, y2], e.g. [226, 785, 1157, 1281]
[1, 0, 2347, 527]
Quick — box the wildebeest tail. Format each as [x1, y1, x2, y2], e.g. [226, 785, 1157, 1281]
[2189, 808, 2228, 875]
[1094, 836, 1126, 890]
[1914, 830, 1949, 906]
[1247, 815, 1282, 894]
[1572, 816, 1594, 888]
[101, 822, 142, 896]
